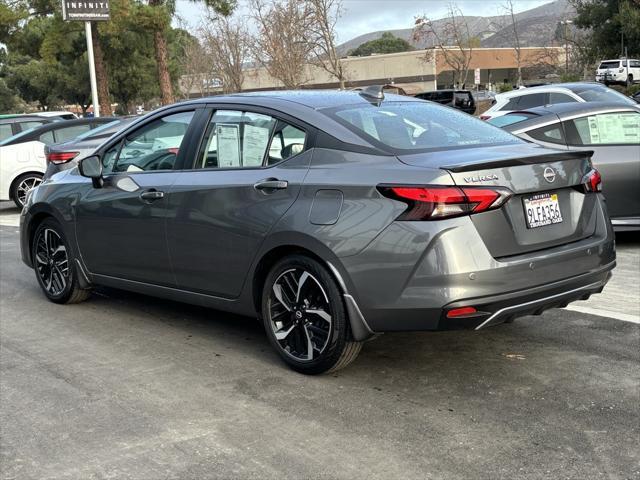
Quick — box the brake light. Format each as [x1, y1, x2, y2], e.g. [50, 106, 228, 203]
[480, 114, 491, 120]
[447, 306, 477, 318]
[46, 151, 79, 164]
[583, 169, 602, 192]
[378, 185, 513, 220]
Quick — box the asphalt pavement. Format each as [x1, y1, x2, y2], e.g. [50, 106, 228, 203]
[1, 202, 639, 480]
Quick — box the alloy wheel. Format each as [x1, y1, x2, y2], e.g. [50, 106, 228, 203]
[35, 228, 69, 296]
[16, 176, 42, 207]
[268, 268, 333, 362]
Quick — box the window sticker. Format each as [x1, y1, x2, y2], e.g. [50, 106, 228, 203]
[587, 113, 640, 144]
[243, 124, 270, 167]
[216, 124, 241, 167]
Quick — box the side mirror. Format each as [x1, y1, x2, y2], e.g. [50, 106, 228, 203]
[79, 155, 104, 188]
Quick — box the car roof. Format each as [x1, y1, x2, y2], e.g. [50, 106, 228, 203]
[0, 117, 116, 146]
[502, 102, 639, 132]
[496, 82, 609, 99]
[179, 89, 421, 110]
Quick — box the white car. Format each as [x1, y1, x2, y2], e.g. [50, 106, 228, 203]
[595, 58, 640, 86]
[0, 140, 46, 208]
[480, 82, 637, 121]
[0, 117, 113, 207]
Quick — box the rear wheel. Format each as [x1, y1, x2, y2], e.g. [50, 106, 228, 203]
[12, 173, 43, 208]
[262, 255, 362, 374]
[32, 218, 90, 304]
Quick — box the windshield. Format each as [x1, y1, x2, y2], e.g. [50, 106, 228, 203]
[0, 127, 37, 146]
[575, 86, 636, 105]
[324, 101, 521, 152]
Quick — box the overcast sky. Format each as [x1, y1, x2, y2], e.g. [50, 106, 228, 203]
[175, 0, 551, 44]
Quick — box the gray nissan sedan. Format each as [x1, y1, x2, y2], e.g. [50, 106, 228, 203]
[20, 89, 616, 374]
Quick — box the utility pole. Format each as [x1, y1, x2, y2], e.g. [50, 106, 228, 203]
[85, 21, 100, 117]
[560, 20, 573, 74]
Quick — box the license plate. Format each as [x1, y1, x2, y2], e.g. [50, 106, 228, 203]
[523, 193, 563, 229]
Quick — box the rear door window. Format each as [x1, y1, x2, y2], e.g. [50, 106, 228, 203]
[548, 92, 578, 104]
[564, 112, 640, 145]
[18, 120, 46, 131]
[0, 124, 13, 141]
[53, 124, 92, 143]
[516, 93, 546, 109]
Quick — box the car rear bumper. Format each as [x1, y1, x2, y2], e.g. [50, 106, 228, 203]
[341, 198, 615, 332]
[611, 217, 640, 232]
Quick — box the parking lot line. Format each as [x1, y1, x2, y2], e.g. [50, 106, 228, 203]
[564, 304, 640, 324]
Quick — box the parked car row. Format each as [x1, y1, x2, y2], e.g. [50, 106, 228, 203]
[0, 111, 78, 142]
[0, 117, 118, 207]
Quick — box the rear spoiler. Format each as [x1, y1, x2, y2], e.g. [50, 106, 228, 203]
[441, 150, 594, 173]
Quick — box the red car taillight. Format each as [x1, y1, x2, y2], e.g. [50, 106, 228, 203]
[582, 169, 602, 192]
[47, 151, 80, 164]
[479, 114, 492, 121]
[378, 185, 513, 220]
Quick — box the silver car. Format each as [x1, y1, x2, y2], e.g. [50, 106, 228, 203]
[490, 102, 640, 231]
[20, 89, 616, 374]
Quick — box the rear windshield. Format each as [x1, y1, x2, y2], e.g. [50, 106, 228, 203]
[574, 86, 636, 105]
[598, 61, 620, 69]
[324, 101, 520, 152]
[487, 113, 538, 127]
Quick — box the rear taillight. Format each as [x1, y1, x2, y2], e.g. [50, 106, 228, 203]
[480, 114, 491, 120]
[47, 151, 79, 164]
[378, 185, 513, 220]
[582, 169, 602, 192]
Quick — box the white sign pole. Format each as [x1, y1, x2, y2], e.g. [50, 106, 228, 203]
[84, 21, 100, 117]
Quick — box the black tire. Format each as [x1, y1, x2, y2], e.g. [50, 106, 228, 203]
[32, 218, 90, 304]
[11, 172, 43, 209]
[261, 255, 362, 374]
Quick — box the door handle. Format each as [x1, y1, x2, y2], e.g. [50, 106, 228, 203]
[139, 189, 165, 202]
[254, 178, 288, 192]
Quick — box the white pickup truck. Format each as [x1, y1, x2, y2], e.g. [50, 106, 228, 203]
[595, 58, 640, 86]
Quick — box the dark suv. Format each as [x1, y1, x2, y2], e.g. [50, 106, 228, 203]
[415, 90, 476, 114]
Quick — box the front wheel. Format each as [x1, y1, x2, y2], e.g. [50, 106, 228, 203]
[262, 255, 362, 374]
[32, 218, 91, 304]
[12, 173, 43, 208]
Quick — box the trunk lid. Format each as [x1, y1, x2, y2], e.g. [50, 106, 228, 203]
[398, 144, 598, 258]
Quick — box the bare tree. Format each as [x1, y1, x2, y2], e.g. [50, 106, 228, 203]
[501, 0, 523, 87]
[251, 0, 315, 89]
[307, 0, 347, 89]
[413, 3, 476, 88]
[177, 37, 213, 99]
[200, 14, 252, 93]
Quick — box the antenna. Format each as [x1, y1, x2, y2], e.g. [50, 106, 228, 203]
[358, 85, 385, 104]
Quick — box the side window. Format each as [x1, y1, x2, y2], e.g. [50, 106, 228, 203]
[267, 123, 307, 165]
[516, 93, 546, 109]
[196, 110, 277, 169]
[630, 60, 640, 68]
[39, 131, 55, 144]
[18, 120, 45, 131]
[501, 97, 520, 111]
[548, 92, 578, 104]
[53, 124, 91, 143]
[102, 144, 120, 173]
[564, 112, 640, 145]
[528, 123, 566, 145]
[111, 110, 195, 173]
[0, 124, 12, 141]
